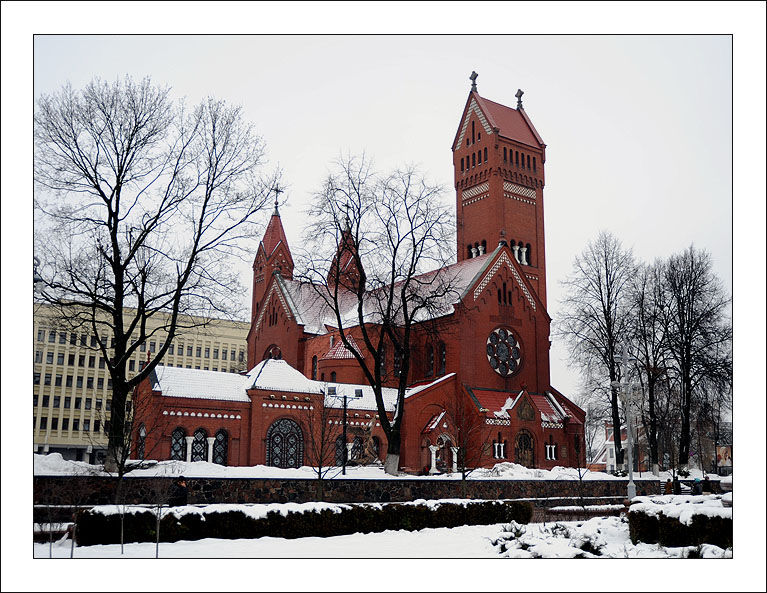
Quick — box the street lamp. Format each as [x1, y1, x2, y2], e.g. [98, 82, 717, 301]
[327, 385, 363, 475]
[613, 342, 638, 500]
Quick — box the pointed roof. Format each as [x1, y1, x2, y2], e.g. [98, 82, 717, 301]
[261, 207, 291, 260]
[321, 334, 364, 360]
[453, 91, 545, 151]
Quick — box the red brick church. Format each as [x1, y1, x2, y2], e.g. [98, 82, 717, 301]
[134, 74, 586, 473]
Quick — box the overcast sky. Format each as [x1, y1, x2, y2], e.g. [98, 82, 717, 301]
[30, 33, 735, 400]
[3, 4, 766, 589]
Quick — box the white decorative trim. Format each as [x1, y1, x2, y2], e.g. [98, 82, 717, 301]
[253, 279, 294, 334]
[486, 418, 511, 426]
[525, 274, 539, 281]
[473, 251, 536, 311]
[462, 182, 489, 199]
[503, 181, 536, 199]
[455, 98, 494, 149]
[506, 194, 536, 206]
[542, 421, 564, 429]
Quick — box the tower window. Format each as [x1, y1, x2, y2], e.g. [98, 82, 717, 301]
[503, 147, 507, 161]
[516, 151, 519, 165]
[526, 243, 532, 265]
[472, 153, 476, 167]
[521, 152, 525, 168]
[533, 157, 537, 171]
[460, 157, 464, 172]
[503, 282, 507, 304]
[483, 147, 488, 162]
[472, 121, 475, 144]
[330, 371, 336, 382]
[527, 154, 531, 168]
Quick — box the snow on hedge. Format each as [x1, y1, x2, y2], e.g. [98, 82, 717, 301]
[629, 494, 732, 525]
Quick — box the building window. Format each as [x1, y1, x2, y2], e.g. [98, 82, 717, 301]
[73, 419, 80, 431]
[57, 353, 65, 365]
[62, 418, 69, 431]
[106, 399, 112, 411]
[99, 357, 105, 369]
[97, 378, 104, 390]
[85, 398, 92, 410]
[196, 347, 202, 358]
[503, 147, 507, 161]
[107, 379, 113, 389]
[35, 350, 42, 363]
[96, 399, 102, 410]
[68, 354, 75, 366]
[80, 334, 87, 346]
[394, 349, 402, 378]
[47, 352, 54, 364]
[311, 355, 318, 380]
[51, 417, 59, 431]
[42, 395, 50, 407]
[205, 347, 210, 358]
[460, 157, 464, 171]
[59, 332, 67, 344]
[87, 377, 94, 389]
[83, 419, 90, 432]
[49, 330, 56, 343]
[95, 420, 100, 432]
[483, 147, 488, 162]
[33, 394, 38, 406]
[191, 428, 208, 462]
[64, 396, 71, 409]
[213, 348, 219, 359]
[76, 376, 83, 388]
[137, 424, 146, 460]
[213, 429, 228, 465]
[66, 375, 73, 388]
[425, 345, 434, 377]
[170, 428, 186, 460]
[168, 344, 175, 355]
[330, 371, 337, 382]
[150, 341, 156, 353]
[55, 374, 62, 387]
[351, 436, 364, 461]
[44, 373, 51, 386]
[38, 329, 45, 342]
[75, 397, 82, 409]
[222, 350, 227, 361]
[438, 342, 447, 375]
[335, 436, 346, 466]
[78, 355, 85, 367]
[129, 360, 135, 372]
[40, 417, 48, 430]
[90, 335, 97, 347]
[53, 396, 61, 408]
[34, 372, 41, 385]
[88, 356, 95, 368]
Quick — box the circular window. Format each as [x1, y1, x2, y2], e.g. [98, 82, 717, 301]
[486, 327, 522, 376]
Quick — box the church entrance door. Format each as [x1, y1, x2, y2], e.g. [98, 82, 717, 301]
[515, 431, 534, 467]
[266, 418, 303, 468]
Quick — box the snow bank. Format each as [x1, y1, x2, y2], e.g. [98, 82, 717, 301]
[629, 494, 732, 525]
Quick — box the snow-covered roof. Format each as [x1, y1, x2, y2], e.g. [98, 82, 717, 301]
[323, 382, 399, 413]
[244, 359, 324, 394]
[150, 366, 251, 402]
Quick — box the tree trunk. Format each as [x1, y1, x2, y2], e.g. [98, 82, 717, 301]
[384, 425, 401, 475]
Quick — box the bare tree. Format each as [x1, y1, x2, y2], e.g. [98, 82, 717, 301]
[662, 246, 731, 470]
[298, 394, 344, 500]
[440, 392, 493, 488]
[297, 155, 459, 475]
[34, 76, 278, 476]
[557, 231, 636, 470]
[628, 259, 672, 475]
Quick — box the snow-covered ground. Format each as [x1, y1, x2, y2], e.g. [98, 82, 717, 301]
[33, 453, 665, 481]
[32, 515, 731, 559]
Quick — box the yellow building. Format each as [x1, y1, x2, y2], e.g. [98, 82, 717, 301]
[33, 303, 250, 462]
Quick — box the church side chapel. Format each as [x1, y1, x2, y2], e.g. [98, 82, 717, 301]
[133, 73, 586, 473]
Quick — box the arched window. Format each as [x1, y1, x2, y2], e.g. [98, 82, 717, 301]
[213, 429, 228, 465]
[472, 153, 476, 167]
[263, 344, 282, 361]
[170, 427, 186, 461]
[191, 428, 207, 462]
[137, 423, 146, 460]
[266, 418, 303, 468]
[471, 121, 475, 144]
[503, 282, 508, 304]
[394, 349, 402, 378]
[533, 156, 537, 171]
[351, 436, 363, 461]
[503, 147, 507, 161]
[483, 147, 488, 162]
[330, 371, 337, 382]
[460, 157, 464, 172]
[426, 345, 434, 377]
[311, 355, 318, 380]
[527, 154, 531, 168]
[515, 151, 519, 165]
[438, 342, 447, 375]
[335, 436, 346, 466]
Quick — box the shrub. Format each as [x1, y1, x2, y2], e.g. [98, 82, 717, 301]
[628, 507, 732, 549]
[77, 499, 533, 545]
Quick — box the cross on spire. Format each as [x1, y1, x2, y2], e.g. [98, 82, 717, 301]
[272, 185, 283, 215]
[469, 70, 478, 92]
[515, 88, 524, 109]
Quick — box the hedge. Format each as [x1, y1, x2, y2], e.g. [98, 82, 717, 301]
[76, 499, 533, 546]
[628, 504, 732, 549]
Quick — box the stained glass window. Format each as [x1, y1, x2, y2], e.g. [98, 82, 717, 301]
[335, 436, 345, 466]
[486, 327, 522, 377]
[266, 418, 303, 468]
[213, 429, 228, 465]
[191, 428, 207, 462]
[170, 427, 186, 460]
[137, 424, 146, 460]
[351, 436, 363, 460]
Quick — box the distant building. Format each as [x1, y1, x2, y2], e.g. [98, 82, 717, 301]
[134, 75, 586, 472]
[33, 303, 249, 462]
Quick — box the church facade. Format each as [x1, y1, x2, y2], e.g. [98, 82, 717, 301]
[134, 76, 586, 473]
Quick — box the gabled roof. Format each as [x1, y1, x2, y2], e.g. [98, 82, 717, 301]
[150, 366, 251, 402]
[244, 358, 323, 394]
[453, 91, 545, 151]
[321, 334, 363, 360]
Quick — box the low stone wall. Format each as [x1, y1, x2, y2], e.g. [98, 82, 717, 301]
[33, 475, 660, 506]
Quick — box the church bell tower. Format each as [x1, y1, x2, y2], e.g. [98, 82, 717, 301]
[452, 72, 549, 306]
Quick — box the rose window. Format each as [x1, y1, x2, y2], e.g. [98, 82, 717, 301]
[486, 327, 522, 376]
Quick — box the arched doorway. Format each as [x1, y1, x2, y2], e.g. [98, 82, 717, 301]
[515, 431, 535, 467]
[436, 434, 454, 473]
[266, 418, 303, 468]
